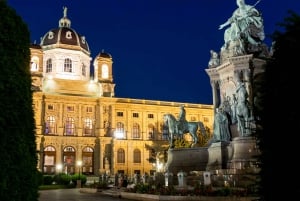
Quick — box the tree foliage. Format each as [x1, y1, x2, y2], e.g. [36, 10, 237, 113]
[0, 1, 38, 200]
[258, 10, 300, 201]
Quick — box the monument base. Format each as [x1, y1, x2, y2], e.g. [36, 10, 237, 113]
[206, 141, 231, 171]
[228, 136, 260, 171]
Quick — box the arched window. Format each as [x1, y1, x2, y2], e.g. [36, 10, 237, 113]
[83, 118, 93, 136]
[30, 56, 39, 72]
[43, 146, 56, 174]
[133, 149, 141, 163]
[132, 123, 140, 139]
[82, 147, 93, 175]
[46, 59, 52, 73]
[82, 63, 86, 76]
[63, 146, 76, 174]
[45, 115, 56, 134]
[101, 64, 108, 78]
[64, 58, 72, 72]
[65, 117, 75, 135]
[117, 148, 125, 163]
[115, 122, 125, 139]
[148, 124, 155, 139]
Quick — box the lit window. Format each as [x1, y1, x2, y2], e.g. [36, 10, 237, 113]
[117, 148, 125, 163]
[65, 117, 75, 135]
[46, 59, 52, 73]
[64, 58, 72, 72]
[132, 123, 140, 139]
[83, 118, 93, 136]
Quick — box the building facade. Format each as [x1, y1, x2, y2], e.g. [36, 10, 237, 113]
[30, 7, 214, 177]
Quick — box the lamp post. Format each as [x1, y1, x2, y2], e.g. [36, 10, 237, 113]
[76, 160, 82, 188]
[56, 164, 62, 174]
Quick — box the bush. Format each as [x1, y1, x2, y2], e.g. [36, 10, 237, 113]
[43, 175, 53, 185]
[71, 173, 87, 185]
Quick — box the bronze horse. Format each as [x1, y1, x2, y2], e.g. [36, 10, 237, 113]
[163, 113, 206, 147]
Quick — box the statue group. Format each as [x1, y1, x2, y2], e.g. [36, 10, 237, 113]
[219, 0, 265, 55]
[212, 80, 252, 143]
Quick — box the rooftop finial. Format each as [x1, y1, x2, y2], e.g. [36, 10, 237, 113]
[59, 6, 71, 28]
[63, 6, 67, 18]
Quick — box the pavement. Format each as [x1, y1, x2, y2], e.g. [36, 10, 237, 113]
[38, 188, 125, 201]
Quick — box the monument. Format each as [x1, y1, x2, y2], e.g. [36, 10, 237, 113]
[164, 0, 268, 189]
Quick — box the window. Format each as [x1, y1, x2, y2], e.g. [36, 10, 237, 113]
[46, 59, 52, 73]
[66, 31, 72, 39]
[117, 148, 125, 163]
[82, 147, 93, 174]
[67, 106, 74, 112]
[203, 117, 209, 122]
[31, 62, 38, 71]
[191, 116, 196, 121]
[82, 63, 86, 76]
[65, 117, 75, 135]
[64, 58, 72, 72]
[115, 122, 125, 139]
[83, 118, 93, 136]
[148, 124, 154, 139]
[63, 146, 75, 174]
[45, 115, 56, 134]
[133, 149, 141, 163]
[101, 64, 109, 79]
[132, 123, 140, 139]
[86, 106, 93, 113]
[148, 114, 154, 118]
[133, 113, 139, 118]
[48, 104, 54, 110]
[43, 146, 56, 174]
[117, 112, 123, 117]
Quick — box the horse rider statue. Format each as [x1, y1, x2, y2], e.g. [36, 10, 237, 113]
[176, 105, 187, 135]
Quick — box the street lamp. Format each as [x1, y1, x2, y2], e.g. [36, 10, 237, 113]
[56, 164, 62, 174]
[76, 160, 82, 188]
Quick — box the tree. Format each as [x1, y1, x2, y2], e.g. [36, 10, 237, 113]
[258, 10, 300, 201]
[0, 1, 38, 200]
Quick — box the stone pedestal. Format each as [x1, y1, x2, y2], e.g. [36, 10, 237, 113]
[206, 141, 230, 170]
[164, 172, 173, 187]
[177, 171, 187, 187]
[228, 136, 260, 170]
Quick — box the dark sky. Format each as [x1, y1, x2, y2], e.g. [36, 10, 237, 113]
[7, 0, 300, 104]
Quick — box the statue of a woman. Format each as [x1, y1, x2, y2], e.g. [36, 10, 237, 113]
[219, 0, 264, 52]
[213, 107, 231, 142]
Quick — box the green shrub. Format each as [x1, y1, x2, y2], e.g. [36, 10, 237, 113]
[43, 175, 53, 185]
[71, 173, 87, 185]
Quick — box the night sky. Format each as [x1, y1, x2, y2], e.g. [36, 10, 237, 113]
[7, 0, 300, 104]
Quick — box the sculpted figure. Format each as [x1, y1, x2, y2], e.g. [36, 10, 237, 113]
[176, 105, 187, 134]
[213, 107, 231, 142]
[235, 81, 251, 136]
[219, 0, 264, 52]
[208, 50, 220, 68]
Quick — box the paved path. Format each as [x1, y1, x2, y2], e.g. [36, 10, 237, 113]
[38, 188, 128, 201]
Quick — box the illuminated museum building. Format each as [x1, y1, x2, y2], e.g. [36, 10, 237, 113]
[30, 9, 214, 176]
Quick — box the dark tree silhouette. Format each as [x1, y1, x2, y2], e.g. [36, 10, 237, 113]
[0, 1, 38, 200]
[258, 10, 300, 201]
